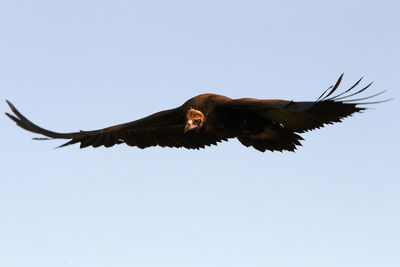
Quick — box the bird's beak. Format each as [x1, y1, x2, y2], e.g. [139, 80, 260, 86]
[184, 120, 196, 133]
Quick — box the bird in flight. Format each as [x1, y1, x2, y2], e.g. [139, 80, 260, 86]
[5, 75, 386, 152]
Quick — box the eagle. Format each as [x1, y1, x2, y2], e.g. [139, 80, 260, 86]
[5, 75, 385, 152]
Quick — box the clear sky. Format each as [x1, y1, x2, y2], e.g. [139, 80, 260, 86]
[1, 1, 399, 266]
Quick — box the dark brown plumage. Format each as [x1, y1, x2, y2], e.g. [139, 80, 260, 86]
[5, 75, 386, 152]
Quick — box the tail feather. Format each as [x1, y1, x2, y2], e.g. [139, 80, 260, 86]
[238, 124, 304, 152]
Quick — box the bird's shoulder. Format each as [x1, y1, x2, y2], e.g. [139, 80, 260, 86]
[183, 93, 232, 111]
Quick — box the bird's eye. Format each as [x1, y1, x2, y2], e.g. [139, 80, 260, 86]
[194, 119, 201, 124]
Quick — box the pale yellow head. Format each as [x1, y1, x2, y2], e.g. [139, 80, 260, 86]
[184, 108, 205, 133]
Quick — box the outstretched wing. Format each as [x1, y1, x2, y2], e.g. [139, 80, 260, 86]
[5, 101, 223, 149]
[213, 75, 386, 152]
[217, 74, 385, 133]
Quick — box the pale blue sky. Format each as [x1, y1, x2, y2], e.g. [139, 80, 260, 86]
[1, 1, 399, 267]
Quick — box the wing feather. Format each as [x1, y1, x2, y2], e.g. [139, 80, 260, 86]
[215, 75, 384, 134]
[5, 100, 222, 149]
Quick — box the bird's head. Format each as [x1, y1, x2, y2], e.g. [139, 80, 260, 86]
[185, 108, 205, 133]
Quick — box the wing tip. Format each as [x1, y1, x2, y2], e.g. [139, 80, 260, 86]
[5, 99, 16, 112]
[319, 74, 388, 106]
[5, 112, 20, 124]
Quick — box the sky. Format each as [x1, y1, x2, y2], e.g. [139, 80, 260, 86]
[1, 0, 399, 266]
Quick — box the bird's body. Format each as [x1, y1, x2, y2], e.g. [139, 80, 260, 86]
[5, 75, 386, 152]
